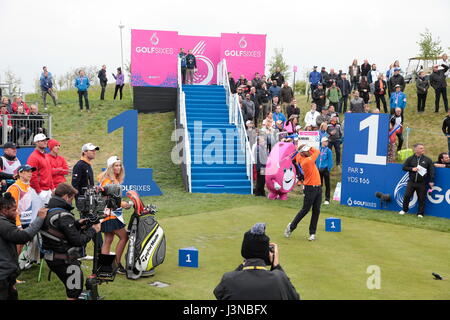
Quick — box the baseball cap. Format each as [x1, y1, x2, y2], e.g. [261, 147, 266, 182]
[395, 84, 401, 88]
[321, 137, 329, 142]
[107, 156, 121, 168]
[300, 145, 311, 152]
[394, 67, 400, 71]
[313, 66, 317, 68]
[3, 142, 17, 149]
[47, 139, 60, 151]
[246, 120, 253, 125]
[81, 143, 100, 152]
[33, 133, 49, 143]
[18, 164, 36, 173]
[295, 125, 302, 131]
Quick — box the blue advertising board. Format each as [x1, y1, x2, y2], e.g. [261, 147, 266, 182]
[341, 113, 450, 219]
[108, 110, 162, 197]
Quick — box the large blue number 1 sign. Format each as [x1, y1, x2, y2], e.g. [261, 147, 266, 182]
[108, 110, 162, 196]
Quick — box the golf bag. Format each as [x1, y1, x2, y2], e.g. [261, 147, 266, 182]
[125, 190, 166, 280]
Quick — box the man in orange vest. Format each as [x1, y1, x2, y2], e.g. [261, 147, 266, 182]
[284, 144, 322, 241]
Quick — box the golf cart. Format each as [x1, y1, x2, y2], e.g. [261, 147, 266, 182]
[404, 56, 441, 83]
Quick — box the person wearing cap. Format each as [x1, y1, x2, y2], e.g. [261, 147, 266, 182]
[309, 66, 321, 98]
[315, 106, 330, 128]
[0, 142, 21, 176]
[7, 165, 39, 229]
[71, 143, 99, 261]
[285, 144, 322, 241]
[27, 134, 54, 206]
[388, 67, 405, 94]
[46, 139, 69, 187]
[316, 137, 333, 205]
[429, 63, 449, 113]
[214, 223, 300, 300]
[389, 84, 407, 114]
[71, 143, 99, 198]
[97, 156, 131, 274]
[312, 83, 326, 112]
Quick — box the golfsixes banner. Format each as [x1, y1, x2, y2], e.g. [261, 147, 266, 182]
[341, 113, 450, 219]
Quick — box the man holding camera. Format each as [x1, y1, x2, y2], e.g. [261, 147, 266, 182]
[71, 143, 99, 260]
[214, 223, 299, 300]
[41, 183, 101, 300]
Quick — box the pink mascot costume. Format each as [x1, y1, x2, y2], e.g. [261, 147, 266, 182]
[265, 141, 297, 200]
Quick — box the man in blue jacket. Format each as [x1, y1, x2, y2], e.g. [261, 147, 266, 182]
[316, 137, 333, 205]
[390, 84, 407, 114]
[309, 66, 321, 99]
[185, 50, 196, 85]
[40, 70, 57, 110]
[178, 48, 187, 84]
[269, 80, 281, 100]
[74, 70, 90, 112]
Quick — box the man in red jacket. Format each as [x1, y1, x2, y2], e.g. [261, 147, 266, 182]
[27, 133, 54, 206]
[46, 139, 69, 188]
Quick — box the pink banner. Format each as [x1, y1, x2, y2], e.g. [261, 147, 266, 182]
[178, 35, 220, 85]
[220, 33, 266, 80]
[131, 29, 178, 87]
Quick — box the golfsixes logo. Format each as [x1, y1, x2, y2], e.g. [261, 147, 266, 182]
[134, 32, 174, 55]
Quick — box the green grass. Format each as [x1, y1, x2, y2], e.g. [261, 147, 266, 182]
[18, 83, 450, 300]
[19, 205, 450, 300]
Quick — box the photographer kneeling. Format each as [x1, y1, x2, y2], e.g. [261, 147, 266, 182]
[213, 223, 300, 300]
[41, 183, 101, 300]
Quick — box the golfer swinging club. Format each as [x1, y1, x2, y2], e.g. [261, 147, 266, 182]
[284, 144, 322, 241]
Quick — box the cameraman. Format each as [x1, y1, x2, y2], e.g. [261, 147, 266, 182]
[71, 142, 100, 260]
[41, 183, 101, 300]
[213, 223, 300, 300]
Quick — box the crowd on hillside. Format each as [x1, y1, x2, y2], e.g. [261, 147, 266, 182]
[223, 57, 450, 199]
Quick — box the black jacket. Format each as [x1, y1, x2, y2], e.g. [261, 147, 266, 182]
[186, 54, 197, 69]
[388, 74, 405, 92]
[98, 69, 107, 83]
[337, 78, 351, 96]
[257, 88, 269, 104]
[402, 154, 435, 184]
[361, 63, 371, 77]
[312, 88, 326, 107]
[213, 258, 300, 300]
[0, 214, 44, 280]
[229, 78, 236, 94]
[442, 115, 450, 135]
[71, 159, 94, 198]
[416, 76, 430, 94]
[374, 79, 387, 95]
[429, 65, 449, 89]
[270, 72, 284, 87]
[280, 86, 294, 104]
[325, 73, 339, 88]
[286, 105, 300, 119]
[41, 196, 96, 254]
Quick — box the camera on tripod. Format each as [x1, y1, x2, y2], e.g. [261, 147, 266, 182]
[76, 184, 123, 294]
[76, 184, 122, 225]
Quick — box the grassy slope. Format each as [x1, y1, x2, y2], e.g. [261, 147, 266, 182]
[18, 83, 450, 300]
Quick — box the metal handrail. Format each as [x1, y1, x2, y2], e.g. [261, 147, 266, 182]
[178, 57, 191, 192]
[217, 59, 254, 193]
[1, 113, 52, 146]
